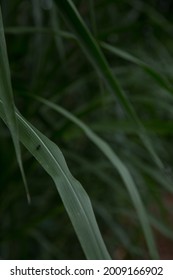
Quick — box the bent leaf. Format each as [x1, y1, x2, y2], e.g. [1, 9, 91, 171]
[36, 96, 159, 259]
[0, 100, 111, 260]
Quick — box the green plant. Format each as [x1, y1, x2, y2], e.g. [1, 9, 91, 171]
[1, 0, 173, 260]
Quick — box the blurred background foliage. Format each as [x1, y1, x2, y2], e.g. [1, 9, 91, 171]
[0, 0, 173, 259]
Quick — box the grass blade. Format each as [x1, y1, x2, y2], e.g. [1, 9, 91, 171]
[101, 42, 173, 95]
[0, 6, 30, 202]
[36, 96, 159, 259]
[0, 100, 111, 260]
[54, 0, 163, 170]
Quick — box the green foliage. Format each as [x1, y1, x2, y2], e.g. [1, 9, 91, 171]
[0, 0, 173, 259]
[0, 7, 29, 202]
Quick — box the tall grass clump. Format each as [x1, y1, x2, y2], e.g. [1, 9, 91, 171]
[0, 0, 173, 259]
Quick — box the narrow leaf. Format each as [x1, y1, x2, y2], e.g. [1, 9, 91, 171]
[36, 96, 159, 259]
[54, 0, 163, 170]
[0, 101, 111, 260]
[0, 6, 30, 202]
[101, 42, 173, 95]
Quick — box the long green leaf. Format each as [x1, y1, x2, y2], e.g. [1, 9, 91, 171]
[101, 42, 173, 95]
[54, 0, 163, 170]
[0, 100, 111, 260]
[0, 6, 30, 202]
[5, 26, 74, 39]
[36, 96, 159, 259]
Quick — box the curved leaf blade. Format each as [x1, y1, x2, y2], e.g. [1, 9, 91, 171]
[0, 7, 30, 202]
[54, 0, 163, 170]
[101, 42, 173, 95]
[0, 101, 111, 260]
[36, 97, 159, 259]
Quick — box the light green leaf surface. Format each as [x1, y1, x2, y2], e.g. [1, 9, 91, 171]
[0, 100, 111, 260]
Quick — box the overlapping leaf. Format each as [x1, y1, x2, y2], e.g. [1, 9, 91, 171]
[55, 0, 163, 170]
[35, 97, 159, 259]
[0, 100, 111, 260]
